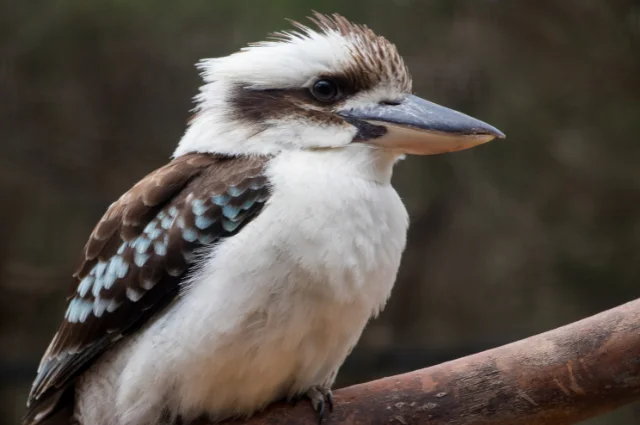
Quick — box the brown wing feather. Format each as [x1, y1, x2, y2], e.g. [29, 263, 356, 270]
[24, 153, 271, 424]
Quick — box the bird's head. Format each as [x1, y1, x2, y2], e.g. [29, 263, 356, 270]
[175, 12, 504, 158]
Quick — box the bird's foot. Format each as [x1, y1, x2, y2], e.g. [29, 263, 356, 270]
[305, 386, 333, 424]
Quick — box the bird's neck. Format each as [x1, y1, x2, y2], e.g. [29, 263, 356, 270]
[267, 146, 401, 186]
[174, 112, 275, 158]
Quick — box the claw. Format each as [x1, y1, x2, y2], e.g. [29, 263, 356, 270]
[316, 403, 325, 424]
[326, 391, 334, 412]
[305, 386, 333, 424]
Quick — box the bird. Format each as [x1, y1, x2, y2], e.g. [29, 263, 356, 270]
[24, 12, 504, 425]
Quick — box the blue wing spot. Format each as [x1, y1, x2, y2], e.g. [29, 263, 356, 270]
[94, 261, 108, 278]
[195, 215, 215, 230]
[183, 228, 198, 242]
[106, 258, 117, 277]
[117, 243, 127, 255]
[106, 255, 128, 280]
[241, 198, 257, 210]
[222, 205, 241, 220]
[113, 256, 129, 278]
[227, 186, 246, 197]
[132, 237, 151, 254]
[144, 221, 157, 233]
[149, 227, 162, 239]
[126, 287, 144, 302]
[93, 296, 111, 318]
[199, 233, 216, 244]
[192, 199, 209, 216]
[168, 206, 179, 217]
[92, 267, 117, 296]
[141, 278, 157, 290]
[101, 269, 118, 291]
[91, 275, 103, 297]
[134, 251, 151, 267]
[144, 221, 162, 239]
[222, 219, 241, 232]
[66, 298, 94, 323]
[212, 194, 230, 206]
[154, 241, 167, 256]
[106, 299, 122, 313]
[77, 276, 94, 298]
[160, 215, 174, 230]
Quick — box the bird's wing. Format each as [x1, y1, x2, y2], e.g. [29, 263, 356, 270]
[25, 153, 270, 423]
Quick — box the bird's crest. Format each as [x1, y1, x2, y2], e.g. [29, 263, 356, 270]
[255, 12, 412, 93]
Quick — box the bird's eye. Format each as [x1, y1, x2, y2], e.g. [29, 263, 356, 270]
[311, 79, 340, 103]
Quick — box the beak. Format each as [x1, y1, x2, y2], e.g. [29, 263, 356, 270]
[338, 94, 505, 155]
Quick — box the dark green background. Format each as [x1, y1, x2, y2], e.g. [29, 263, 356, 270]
[2, 0, 639, 423]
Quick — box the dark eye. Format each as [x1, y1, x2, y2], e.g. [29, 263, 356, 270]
[311, 79, 340, 102]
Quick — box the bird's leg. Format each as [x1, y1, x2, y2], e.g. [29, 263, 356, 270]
[305, 386, 334, 424]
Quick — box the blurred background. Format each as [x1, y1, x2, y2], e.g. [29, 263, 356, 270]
[1, 0, 639, 423]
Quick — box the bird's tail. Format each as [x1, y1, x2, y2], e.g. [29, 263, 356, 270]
[23, 388, 75, 425]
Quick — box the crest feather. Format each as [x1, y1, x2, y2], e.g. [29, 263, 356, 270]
[256, 12, 412, 93]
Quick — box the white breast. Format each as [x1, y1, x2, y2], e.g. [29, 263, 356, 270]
[77, 146, 409, 425]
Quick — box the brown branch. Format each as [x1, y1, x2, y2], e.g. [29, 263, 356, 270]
[205, 298, 640, 425]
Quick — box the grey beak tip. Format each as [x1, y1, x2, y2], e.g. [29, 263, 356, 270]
[484, 127, 506, 139]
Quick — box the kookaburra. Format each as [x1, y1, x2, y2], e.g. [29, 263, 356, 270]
[24, 12, 504, 425]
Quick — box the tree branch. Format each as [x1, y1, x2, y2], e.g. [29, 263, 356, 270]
[202, 298, 640, 425]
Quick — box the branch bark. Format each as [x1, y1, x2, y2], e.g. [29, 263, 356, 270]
[200, 298, 640, 425]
